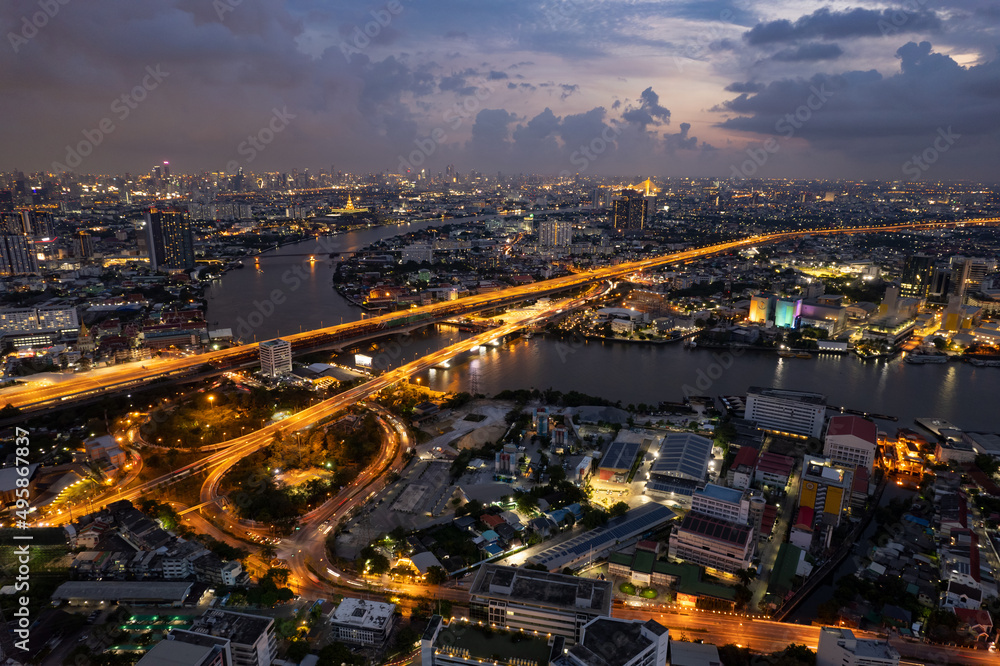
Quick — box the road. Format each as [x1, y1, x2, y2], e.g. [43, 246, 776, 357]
[4, 217, 998, 412]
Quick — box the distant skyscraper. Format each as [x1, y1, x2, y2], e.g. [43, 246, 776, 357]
[612, 189, 647, 230]
[144, 208, 195, 271]
[900, 254, 934, 299]
[950, 257, 994, 300]
[162, 161, 170, 178]
[0, 234, 38, 275]
[76, 231, 94, 258]
[538, 220, 572, 248]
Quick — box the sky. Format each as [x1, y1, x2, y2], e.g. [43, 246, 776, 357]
[2, 0, 999, 181]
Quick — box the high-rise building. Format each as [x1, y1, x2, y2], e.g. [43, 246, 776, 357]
[745, 387, 827, 439]
[259, 338, 292, 377]
[950, 257, 994, 300]
[798, 455, 854, 527]
[77, 231, 94, 258]
[0, 233, 38, 275]
[612, 189, 647, 230]
[145, 208, 195, 271]
[823, 415, 878, 474]
[421, 616, 563, 666]
[900, 254, 934, 299]
[539, 219, 572, 247]
[817, 627, 899, 666]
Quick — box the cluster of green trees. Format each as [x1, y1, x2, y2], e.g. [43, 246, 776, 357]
[224, 413, 383, 525]
[142, 384, 321, 448]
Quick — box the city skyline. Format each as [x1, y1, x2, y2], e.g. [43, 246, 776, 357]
[2, 0, 999, 181]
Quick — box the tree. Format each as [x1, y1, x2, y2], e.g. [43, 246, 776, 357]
[608, 501, 630, 518]
[259, 543, 277, 562]
[932, 336, 947, 350]
[735, 568, 757, 586]
[425, 565, 448, 585]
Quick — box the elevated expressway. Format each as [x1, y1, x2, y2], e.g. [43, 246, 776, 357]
[4, 217, 997, 414]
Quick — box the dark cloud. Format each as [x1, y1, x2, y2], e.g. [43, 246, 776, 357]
[622, 87, 671, 130]
[487, 70, 508, 80]
[714, 42, 1000, 177]
[770, 42, 844, 62]
[725, 81, 765, 93]
[744, 7, 942, 45]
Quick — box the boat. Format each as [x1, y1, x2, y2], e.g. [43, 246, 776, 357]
[969, 358, 1000, 367]
[906, 354, 948, 364]
[778, 350, 796, 358]
[796, 352, 813, 359]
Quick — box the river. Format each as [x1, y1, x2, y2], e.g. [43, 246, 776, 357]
[206, 235, 1000, 434]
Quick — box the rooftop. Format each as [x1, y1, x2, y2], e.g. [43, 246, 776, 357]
[527, 503, 676, 572]
[470, 564, 612, 615]
[755, 451, 794, 476]
[190, 610, 272, 647]
[747, 386, 827, 405]
[821, 628, 899, 661]
[435, 621, 554, 665]
[651, 433, 713, 480]
[669, 641, 722, 666]
[599, 439, 642, 472]
[135, 639, 215, 666]
[52, 581, 193, 602]
[572, 618, 666, 666]
[827, 415, 878, 445]
[678, 513, 751, 547]
[330, 598, 395, 630]
[694, 483, 743, 505]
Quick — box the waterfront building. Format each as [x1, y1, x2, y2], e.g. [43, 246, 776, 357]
[258, 338, 292, 377]
[823, 415, 878, 474]
[745, 387, 826, 439]
[817, 627, 899, 666]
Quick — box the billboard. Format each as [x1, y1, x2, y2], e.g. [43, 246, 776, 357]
[354, 353, 372, 368]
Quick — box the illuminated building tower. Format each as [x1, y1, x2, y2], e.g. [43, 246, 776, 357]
[76, 231, 94, 258]
[612, 189, 647, 230]
[774, 297, 802, 328]
[749, 293, 775, 323]
[0, 233, 38, 275]
[900, 254, 934, 299]
[144, 208, 194, 271]
[538, 219, 572, 248]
